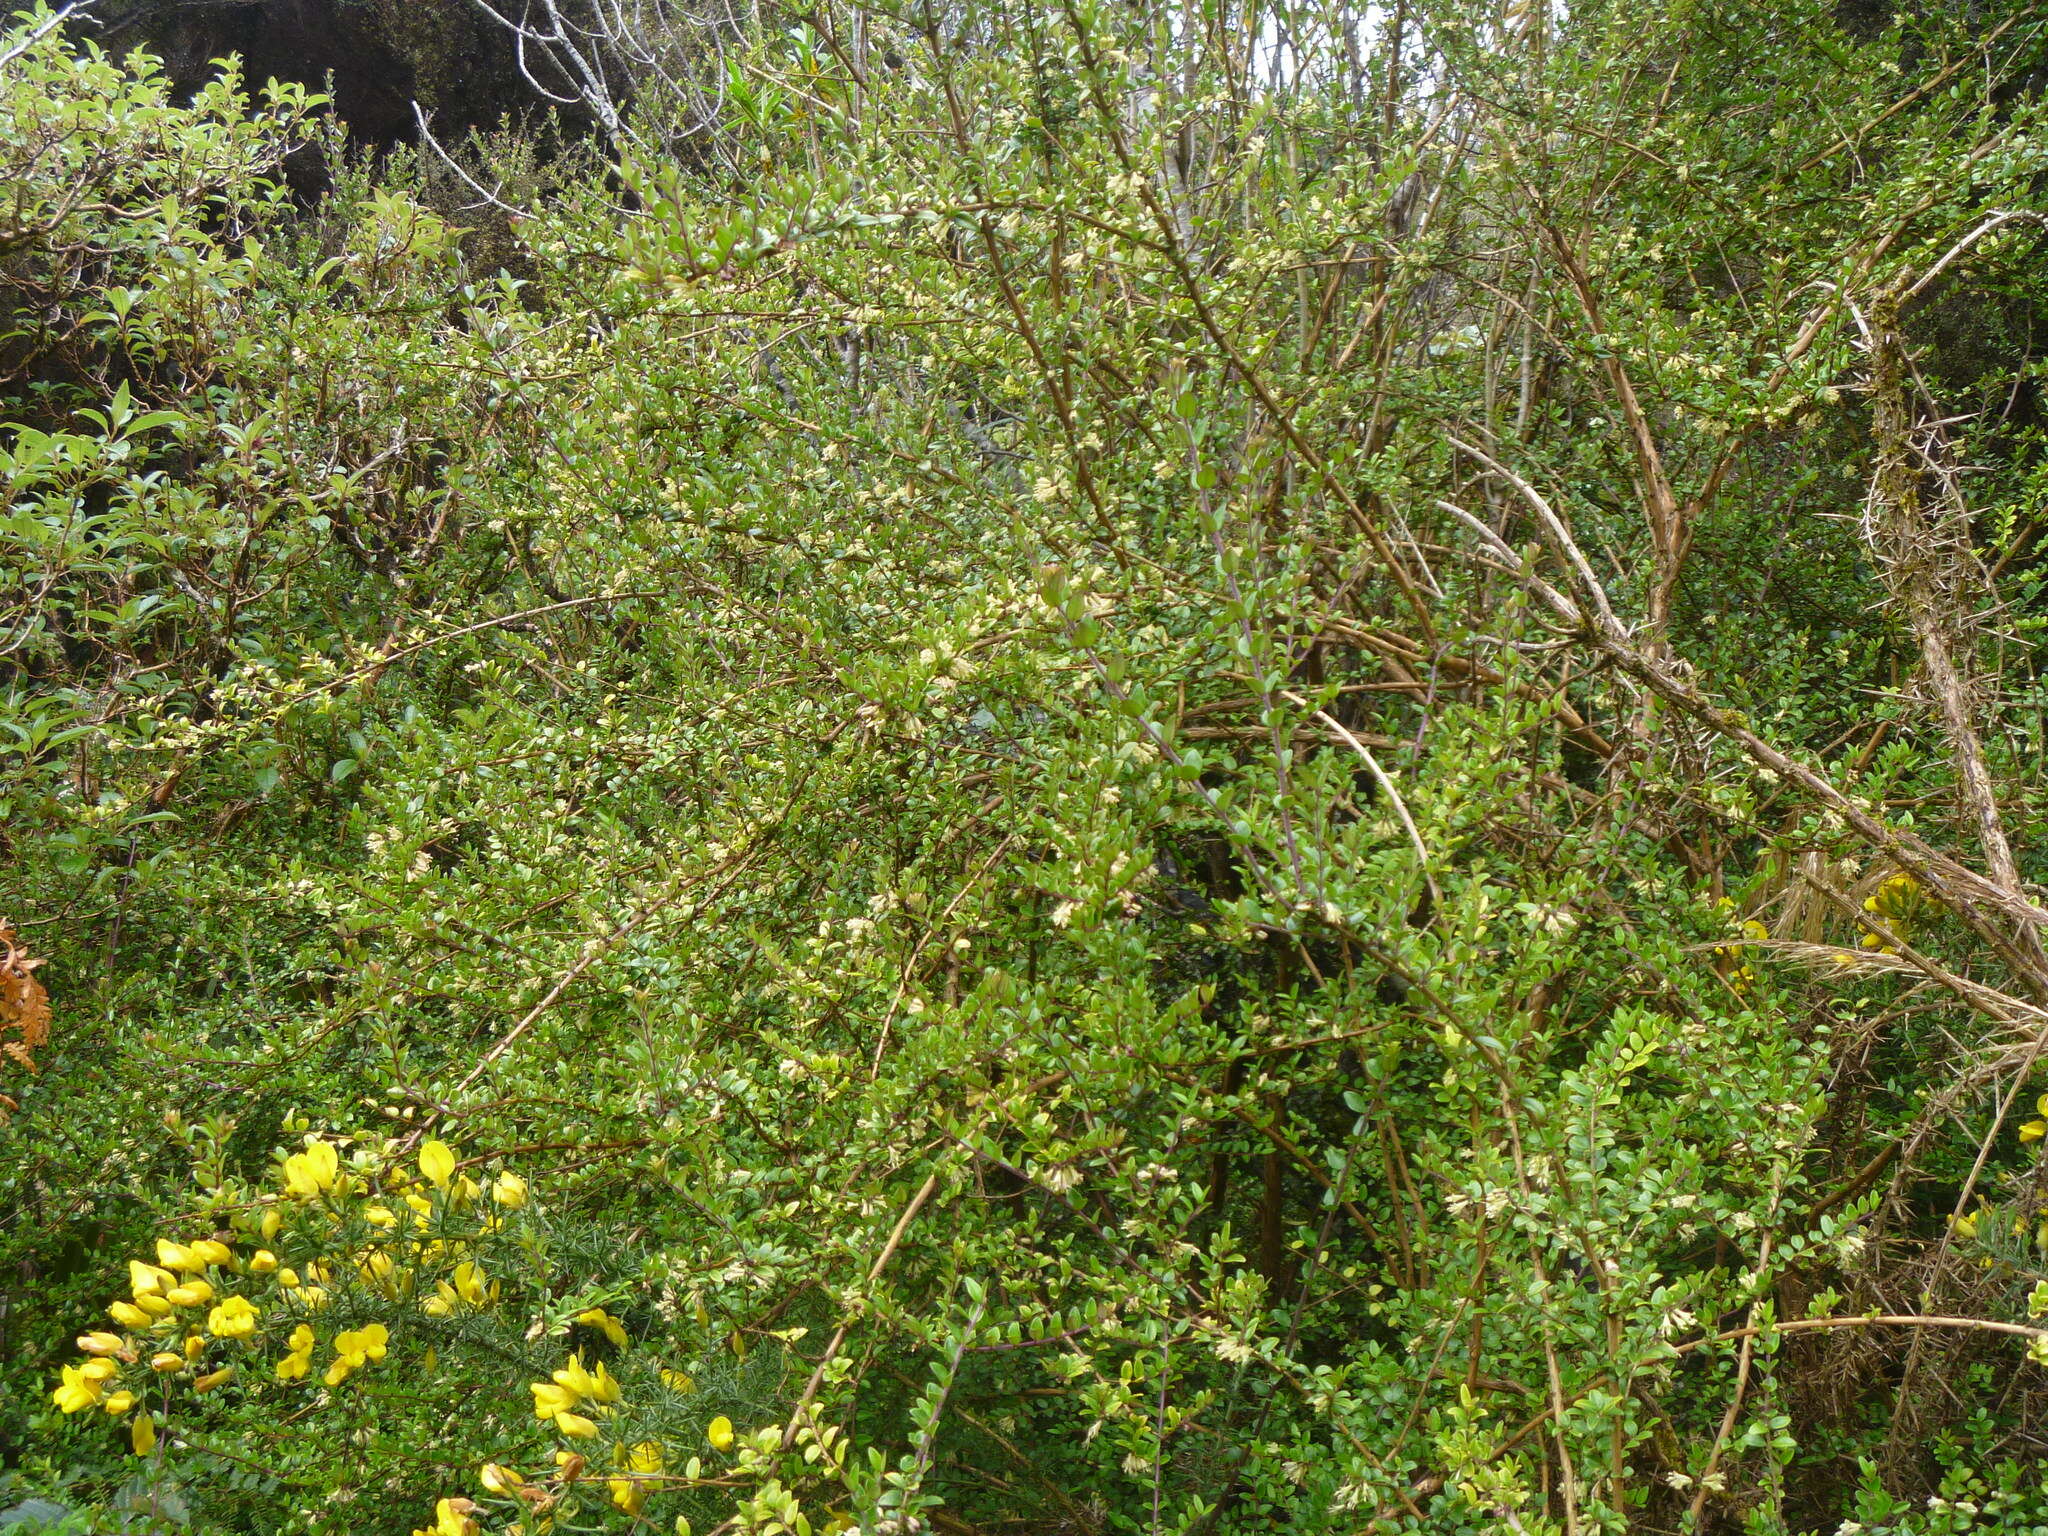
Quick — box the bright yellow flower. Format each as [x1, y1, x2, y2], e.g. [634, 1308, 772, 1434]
[609, 1441, 663, 1514]
[248, 1250, 278, 1274]
[102, 1390, 137, 1416]
[165, 1280, 214, 1308]
[404, 1191, 434, 1219]
[342, 1324, 389, 1363]
[531, 1381, 578, 1421]
[108, 1302, 152, 1330]
[554, 1411, 600, 1439]
[157, 1240, 204, 1275]
[51, 1364, 105, 1413]
[478, 1462, 525, 1495]
[365, 1206, 399, 1230]
[451, 1261, 489, 1306]
[577, 1308, 628, 1348]
[129, 1261, 171, 1297]
[325, 1323, 389, 1385]
[491, 1172, 529, 1209]
[134, 1294, 173, 1318]
[149, 1352, 184, 1373]
[183, 1333, 205, 1362]
[660, 1367, 694, 1392]
[2024, 1120, 2048, 1145]
[260, 1206, 282, 1240]
[276, 1268, 301, 1289]
[552, 1357, 597, 1398]
[276, 1324, 316, 1380]
[588, 1361, 622, 1405]
[194, 1366, 234, 1392]
[707, 1415, 734, 1452]
[132, 1414, 156, 1456]
[76, 1331, 127, 1356]
[208, 1296, 259, 1339]
[283, 1140, 340, 1199]
[420, 1140, 457, 1189]
[191, 1240, 234, 1269]
[413, 1497, 479, 1536]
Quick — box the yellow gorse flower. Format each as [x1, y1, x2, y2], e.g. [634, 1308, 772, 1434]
[707, 1414, 735, 1452]
[609, 1440, 663, 1514]
[277, 1323, 316, 1381]
[207, 1295, 259, 1339]
[129, 1260, 171, 1298]
[477, 1462, 525, 1495]
[323, 1323, 389, 1386]
[52, 1362, 110, 1413]
[412, 1496, 480, 1536]
[2019, 1096, 2048, 1145]
[532, 1380, 578, 1421]
[282, 1139, 341, 1199]
[576, 1307, 628, 1348]
[419, 1139, 457, 1189]
[157, 1240, 206, 1275]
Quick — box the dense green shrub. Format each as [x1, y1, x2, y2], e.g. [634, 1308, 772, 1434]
[6, 1, 2048, 1532]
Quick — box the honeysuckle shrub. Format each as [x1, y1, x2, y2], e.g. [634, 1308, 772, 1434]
[9, 0, 2048, 1532]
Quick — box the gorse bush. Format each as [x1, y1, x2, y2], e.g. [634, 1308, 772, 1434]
[6, 0, 2048, 1532]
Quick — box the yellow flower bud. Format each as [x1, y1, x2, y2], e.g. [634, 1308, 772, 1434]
[195, 1367, 234, 1393]
[150, 1352, 184, 1373]
[260, 1206, 282, 1240]
[491, 1172, 529, 1209]
[103, 1391, 137, 1416]
[276, 1267, 301, 1289]
[76, 1332, 127, 1356]
[157, 1240, 204, 1275]
[707, 1415, 735, 1452]
[192, 1240, 234, 1269]
[248, 1250, 278, 1274]
[135, 1294, 173, 1318]
[109, 1302, 153, 1330]
[554, 1411, 600, 1439]
[132, 1414, 157, 1456]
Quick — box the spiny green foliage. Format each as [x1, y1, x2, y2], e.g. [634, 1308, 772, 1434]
[6, 1, 2048, 1532]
